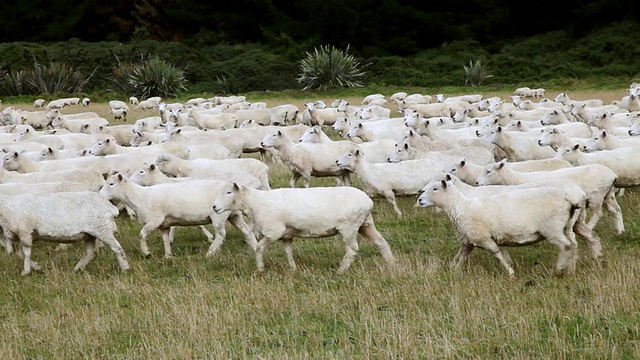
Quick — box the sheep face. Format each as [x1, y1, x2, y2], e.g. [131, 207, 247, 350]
[260, 131, 284, 148]
[416, 179, 449, 208]
[212, 182, 242, 214]
[336, 149, 361, 171]
[99, 173, 128, 201]
[129, 164, 157, 186]
[475, 161, 507, 186]
[387, 143, 410, 163]
[2, 152, 21, 171]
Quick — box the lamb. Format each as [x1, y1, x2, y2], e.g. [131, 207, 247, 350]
[81, 97, 90, 107]
[261, 130, 356, 187]
[356, 105, 392, 121]
[108, 100, 129, 112]
[212, 182, 395, 273]
[129, 96, 139, 106]
[474, 159, 623, 234]
[110, 108, 128, 122]
[447, 157, 572, 185]
[416, 177, 578, 277]
[537, 127, 588, 150]
[154, 153, 271, 190]
[336, 148, 445, 217]
[389, 92, 408, 104]
[99, 173, 258, 259]
[0, 191, 129, 275]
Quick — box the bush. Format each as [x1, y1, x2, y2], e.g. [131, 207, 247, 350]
[111, 55, 188, 98]
[297, 44, 367, 91]
[0, 59, 92, 96]
[464, 60, 492, 87]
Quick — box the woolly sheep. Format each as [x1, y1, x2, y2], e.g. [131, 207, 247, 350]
[161, 128, 245, 159]
[417, 177, 578, 277]
[90, 124, 136, 146]
[584, 130, 640, 151]
[261, 129, 357, 187]
[33, 99, 46, 108]
[387, 143, 494, 165]
[212, 182, 395, 272]
[336, 148, 445, 217]
[481, 126, 556, 161]
[51, 115, 109, 133]
[298, 125, 396, 163]
[446, 157, 572, 185]
[89, 137, 190, 159]
[154, 153, 271, 190]
[82, 97, 90, 107]
[99, 173, 258, 259]
[0, 191, 129, 275]
[129, 96, 139, 105]
[190, 108, 238, 130]
[474, 159, 623, 234]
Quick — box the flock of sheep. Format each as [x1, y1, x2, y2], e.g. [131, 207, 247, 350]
[0, 82, 639, 277]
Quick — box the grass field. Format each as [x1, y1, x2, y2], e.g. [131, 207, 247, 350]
[1, 88, 640, 359]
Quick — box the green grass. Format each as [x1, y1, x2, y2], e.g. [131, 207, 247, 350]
[1, 89, 640, 358]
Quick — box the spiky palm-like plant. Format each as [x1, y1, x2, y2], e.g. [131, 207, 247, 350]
[464, 60, 492, 87]
[25, 62, 94, 94]
[110, 61, 137, 95]
[129, 56, 187, 98]
[297, 45, 367, 91]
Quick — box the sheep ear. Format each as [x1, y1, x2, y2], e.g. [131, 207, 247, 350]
[13, 151, 18, 158]
[601, 131, 607, 138]
[445, 173, 452, 181]
[47, 147, 53, 154]
[441, 179, 447, 188]
[233, 182, 240, 191]
[573, 143, 580, 150]
[355, 149, 361, 156]
[117, 173, 123, 181]
[403, 143, 409, 150]
[176, 129, 182, 134]
[147, 141, 152, 146]
[277, 130, 282, 136]
[497, 126, 502, 132]
[460, 159, 466, 167]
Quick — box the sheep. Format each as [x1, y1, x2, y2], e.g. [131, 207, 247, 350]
[554, 93, 604, 107]
[298, 125, 396, 163]
[0, 161, 104, 190]
[14, 110, 51, 129]
[389, 92, 408, 104]
[17, 128, 97, 150]
[212, 182, 395, 273]
[212, 95, 246, 106]
[45, 99, 68, 110]
[617, 88, 640, 112]
[361, 94, 385, 105]
[268, 104, 300, 125]
[0, 191, 130, 275]
[154, 153, 271, 190]
[212, 124, 309, 160]
[89, 137, 190, 159]
[190, 108, 238, 130]
[584, 130, 640, 151]
[387, 142, 494, 165]
[481, 126, 556, 161]
[415, 118, 479, 142]
[99, 172, 258, 259]
[536, 127, 588, 150]
[133, 116, 164, 133]
[110, 108, 128, 122]
[447, 157, 572, 185]
[555, 143, 640, 188]
[129, 96, 139, 106]
[307, 105, 346, 126]
[130, 130, 165, 146]
[261, 130, 356, 187]
[474, 159, 623, 234]
[135, 99, 159, 111]
[336, 148, 445, 217]
[51, 115, 109, 133]
[39, 146, 88, 160]
[90, 124, 136, 146]
[3, 150, 153, 178]
[33, 99, 46, 108]
[108, 100, 129, 112]
[81, 97, 90, 107]
[161, 128, 245, 159]
[130, 163, 261, 189]
[347, 121, 408, 142]
[416, 177, 578, 277]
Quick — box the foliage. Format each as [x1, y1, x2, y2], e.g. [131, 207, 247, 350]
[111, 55, 187, 98]
[297, 45, 367, 91]
[0, 59, 92, 96]
[464, 60, 492, 87]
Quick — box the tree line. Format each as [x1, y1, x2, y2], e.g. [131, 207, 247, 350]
[1, 0, 638, 56]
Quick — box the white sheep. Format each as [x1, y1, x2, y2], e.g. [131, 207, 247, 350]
[33, 99, 46, 108]
[133, 116, 164, 133]
[51, 115, 109, 133]
[99, 172, 258, 259]
[212, 182, 395, 272]
[154, 153, 271, 190]
[261, 130, 356, 187]
[110, 108, 128, 122]
[45, 99, 68, 110]
[190, 108, 238, 130]
[387, 142, 494, 165]
[298, 125, 396, 163]
[90, 124, 136, 146]
[161, 128, 246, 159]
[81, 97, 90, 107]
[0, 191, 129, 275]
[129, 96, 139, 105]
[130, 163, 260, 189]
[474, 159, 623, 234]
[336, 148, 445, 217]
[584, 130, 640, 151]
[135, 99, 158, 111]
[89, 137, 190, 159]
[417, 177, 578, 277]
[481, 126, 556, 161]
[347, 120, 408, 142]
[446, 157, 572, 185]
[361, 94, 385, 105]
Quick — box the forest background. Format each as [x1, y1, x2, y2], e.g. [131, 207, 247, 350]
[0, 0, 639, 96]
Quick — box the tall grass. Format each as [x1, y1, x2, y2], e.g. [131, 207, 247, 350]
[297, 45, 367, 91]
[1, 90, 639, 358]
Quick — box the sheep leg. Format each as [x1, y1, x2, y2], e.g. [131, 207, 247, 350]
[290, 173, 301, 188]
[205, 216, 228, 258]
[168, 227, 176, 244]
[159, 227, 173, 258]
[585, 201, 604, 231]
[73, 238, 97, 271]
[604, 188, 624, 234]
[19, 233, 35, 276]
[97, 233, 130, 271]
[139, 221, 162, 257]
[382, 190, 403, 217]
[545, 233, 578, 276]
[198, 226, 214, 242]
[451, 243, 474, 271]
[255, 237, 277, 272]
[358, 217, 395, 265]
[483, 241, 515, 277]
[574, 209, 603, 259]
[337, 231, 359, 274]
[282, 239, 297, 271]
[226, 212, 258, 252]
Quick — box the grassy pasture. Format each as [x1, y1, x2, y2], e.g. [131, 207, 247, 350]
[1, 88, 640, 358]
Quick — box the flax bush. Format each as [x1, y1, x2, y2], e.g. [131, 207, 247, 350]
[297, 45, 367, 91]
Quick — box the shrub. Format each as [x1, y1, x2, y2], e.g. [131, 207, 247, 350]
[464, 60, 492, 87]
[297, 44, 367, 91]
[0, 60, 92, 96]
[110, 61, 137, 95]
[129, 56, 188, 98]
